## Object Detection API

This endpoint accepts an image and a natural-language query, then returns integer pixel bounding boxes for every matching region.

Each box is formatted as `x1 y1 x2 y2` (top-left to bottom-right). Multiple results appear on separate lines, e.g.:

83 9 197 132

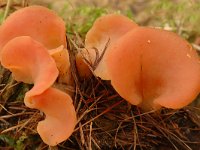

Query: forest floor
0 0 200 149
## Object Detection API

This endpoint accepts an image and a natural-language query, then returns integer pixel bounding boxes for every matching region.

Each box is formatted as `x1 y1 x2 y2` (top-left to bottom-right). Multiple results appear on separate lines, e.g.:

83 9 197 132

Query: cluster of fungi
0 6 199 146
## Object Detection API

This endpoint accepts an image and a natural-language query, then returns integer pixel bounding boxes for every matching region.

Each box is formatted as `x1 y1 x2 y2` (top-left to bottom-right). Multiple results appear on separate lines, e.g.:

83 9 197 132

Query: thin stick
3 0 12 22
89 122 93 150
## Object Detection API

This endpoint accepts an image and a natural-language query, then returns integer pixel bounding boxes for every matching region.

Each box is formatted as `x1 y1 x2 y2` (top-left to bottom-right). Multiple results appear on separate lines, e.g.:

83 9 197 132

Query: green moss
0 134 27 150
0 10 4 24
67 5 107 35
15 134 27 150
149 0 200 41
0 134 16 147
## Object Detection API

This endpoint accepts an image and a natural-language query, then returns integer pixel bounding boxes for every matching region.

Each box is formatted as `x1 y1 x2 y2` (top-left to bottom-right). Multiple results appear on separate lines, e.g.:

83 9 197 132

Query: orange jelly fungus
0 36 77 146
0 5 66 49
31 87 76 146
81 14 200 111
0 5 70 83
105 27 200 111
76 14 138 79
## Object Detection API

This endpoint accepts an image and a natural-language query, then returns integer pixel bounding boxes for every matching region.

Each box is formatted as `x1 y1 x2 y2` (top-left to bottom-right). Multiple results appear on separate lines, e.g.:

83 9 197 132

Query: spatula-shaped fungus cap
0 5 71 84
0 5 66 50
31 87 77 146
77 14 138 79
0 36 58 97
0 36 77 145
105 27 200 111
49 46 72 84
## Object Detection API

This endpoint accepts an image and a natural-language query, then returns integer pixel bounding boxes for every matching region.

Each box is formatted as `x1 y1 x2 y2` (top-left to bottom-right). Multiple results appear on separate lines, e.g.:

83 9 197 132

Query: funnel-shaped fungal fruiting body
105 27 200 111
0 36 58 97
0 5 66 50
76 14 138 79
0 36 77 145
31 87 77 146
0 5 71 84
49 46 72 84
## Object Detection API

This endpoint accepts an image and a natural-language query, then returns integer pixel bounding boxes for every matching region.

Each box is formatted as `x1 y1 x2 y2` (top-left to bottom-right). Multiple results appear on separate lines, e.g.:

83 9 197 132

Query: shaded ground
0 0 200 149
